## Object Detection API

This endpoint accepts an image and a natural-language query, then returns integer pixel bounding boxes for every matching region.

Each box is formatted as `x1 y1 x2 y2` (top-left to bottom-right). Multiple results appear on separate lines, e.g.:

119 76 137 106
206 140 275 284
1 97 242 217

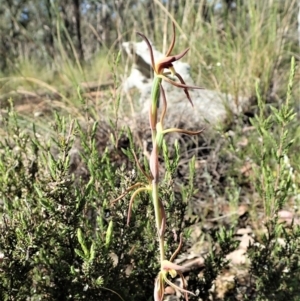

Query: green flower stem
150 76 165 265
152 178 165 263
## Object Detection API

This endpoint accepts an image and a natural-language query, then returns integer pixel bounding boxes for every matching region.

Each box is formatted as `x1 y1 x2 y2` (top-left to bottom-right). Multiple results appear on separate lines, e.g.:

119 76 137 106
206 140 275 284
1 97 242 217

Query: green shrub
0 19 299 301
0 104 230 300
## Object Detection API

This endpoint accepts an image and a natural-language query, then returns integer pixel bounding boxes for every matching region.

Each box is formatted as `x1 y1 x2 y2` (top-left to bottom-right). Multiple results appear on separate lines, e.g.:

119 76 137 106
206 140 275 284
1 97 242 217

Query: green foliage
250 59 296 218
1 59 299 300
247 220 300 301
242 57 300 300
0 102 211 300
0 105 153 300
0 100 240 300
0 1 299 298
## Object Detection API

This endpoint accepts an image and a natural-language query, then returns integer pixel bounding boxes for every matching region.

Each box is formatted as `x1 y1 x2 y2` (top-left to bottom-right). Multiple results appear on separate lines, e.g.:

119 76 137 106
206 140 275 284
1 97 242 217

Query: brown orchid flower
136 23 203 106
154 234 196 301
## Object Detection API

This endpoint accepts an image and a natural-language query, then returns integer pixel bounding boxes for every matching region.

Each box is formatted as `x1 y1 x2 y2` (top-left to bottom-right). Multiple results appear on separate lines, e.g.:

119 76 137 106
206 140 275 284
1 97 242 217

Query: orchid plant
114 23 203 301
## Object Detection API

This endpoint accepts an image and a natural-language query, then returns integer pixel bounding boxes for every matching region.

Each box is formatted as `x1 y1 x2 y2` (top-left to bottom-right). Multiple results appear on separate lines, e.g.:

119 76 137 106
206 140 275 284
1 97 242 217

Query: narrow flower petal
165 22 176 57
175 72 198 106
136 31 156 73
170 232 183 262
132 148 153 181
172 48 190 62
159 73 203 106
163 274 196 297
127 187 150 225
177 271 191 301
163 128 205 136
155 48 190 74
159 85 167 124
161 260 186 272
111 182 144 204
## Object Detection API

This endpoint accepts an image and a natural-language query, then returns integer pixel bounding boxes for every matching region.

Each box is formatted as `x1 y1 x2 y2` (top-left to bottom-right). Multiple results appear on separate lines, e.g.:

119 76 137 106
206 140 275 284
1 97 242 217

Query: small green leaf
89 242 95 262
77 228 89 258
105 220 113 249
95 276 104 286
70 265 77 275
74 248 86 259
38 195 54 212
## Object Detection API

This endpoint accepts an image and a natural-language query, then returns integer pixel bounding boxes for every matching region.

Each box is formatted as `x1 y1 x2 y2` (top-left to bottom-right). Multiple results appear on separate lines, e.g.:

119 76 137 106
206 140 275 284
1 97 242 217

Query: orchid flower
154 234 196 301
137 23 204 153
136 22 203 107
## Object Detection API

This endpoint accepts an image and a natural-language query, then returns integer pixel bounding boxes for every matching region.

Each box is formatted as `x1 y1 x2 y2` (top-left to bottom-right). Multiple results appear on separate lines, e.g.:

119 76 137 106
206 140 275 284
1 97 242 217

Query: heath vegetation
0 1 299 300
